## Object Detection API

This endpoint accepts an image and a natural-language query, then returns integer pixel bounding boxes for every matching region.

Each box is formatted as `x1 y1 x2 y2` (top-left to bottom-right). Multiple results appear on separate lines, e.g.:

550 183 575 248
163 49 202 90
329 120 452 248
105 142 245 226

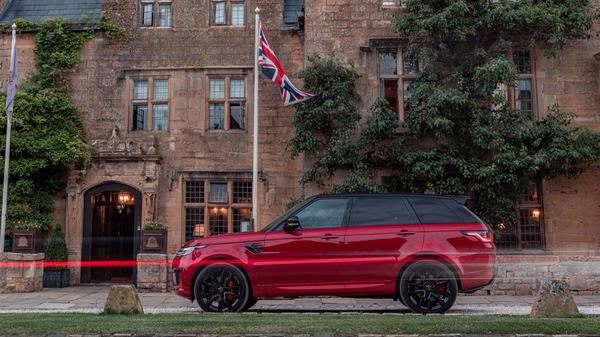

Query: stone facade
0 0 598 289
471 256 600 296
136 253 168 292
1 253 44 293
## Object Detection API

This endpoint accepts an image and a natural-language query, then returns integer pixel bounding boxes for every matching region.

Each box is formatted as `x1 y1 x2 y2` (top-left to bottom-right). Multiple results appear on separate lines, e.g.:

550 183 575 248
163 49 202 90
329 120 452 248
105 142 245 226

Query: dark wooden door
82 183 142 284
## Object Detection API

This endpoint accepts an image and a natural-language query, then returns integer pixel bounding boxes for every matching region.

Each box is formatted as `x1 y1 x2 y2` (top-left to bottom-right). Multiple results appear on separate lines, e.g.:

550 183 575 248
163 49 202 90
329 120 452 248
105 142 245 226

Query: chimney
0 0 10 15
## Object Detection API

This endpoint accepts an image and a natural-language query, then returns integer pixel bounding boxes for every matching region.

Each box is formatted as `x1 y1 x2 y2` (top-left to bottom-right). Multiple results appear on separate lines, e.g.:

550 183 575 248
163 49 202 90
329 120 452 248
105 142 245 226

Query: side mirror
284 216 301 231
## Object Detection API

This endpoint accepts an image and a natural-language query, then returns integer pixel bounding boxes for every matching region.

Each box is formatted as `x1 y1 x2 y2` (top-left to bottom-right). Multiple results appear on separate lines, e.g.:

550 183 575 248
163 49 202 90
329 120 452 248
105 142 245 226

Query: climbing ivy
291 1 600 230
0 19 96 233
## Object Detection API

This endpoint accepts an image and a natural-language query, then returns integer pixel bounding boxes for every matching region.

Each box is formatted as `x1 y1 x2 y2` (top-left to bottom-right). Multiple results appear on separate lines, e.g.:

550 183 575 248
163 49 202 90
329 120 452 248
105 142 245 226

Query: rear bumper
462 262 497 293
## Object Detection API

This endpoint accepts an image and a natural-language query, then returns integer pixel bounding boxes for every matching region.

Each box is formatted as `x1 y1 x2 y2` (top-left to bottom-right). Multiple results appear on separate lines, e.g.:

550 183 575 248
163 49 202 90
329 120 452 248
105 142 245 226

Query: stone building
0 0 598 294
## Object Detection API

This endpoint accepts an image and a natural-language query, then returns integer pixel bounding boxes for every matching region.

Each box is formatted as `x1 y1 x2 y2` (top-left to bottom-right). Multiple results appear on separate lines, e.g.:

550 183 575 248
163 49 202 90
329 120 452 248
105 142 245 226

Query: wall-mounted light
531 209 541 219
193 224 206 237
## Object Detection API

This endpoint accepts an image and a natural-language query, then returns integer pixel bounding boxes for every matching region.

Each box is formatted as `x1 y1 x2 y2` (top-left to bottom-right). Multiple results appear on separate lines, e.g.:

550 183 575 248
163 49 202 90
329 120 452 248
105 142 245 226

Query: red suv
172 194 496 314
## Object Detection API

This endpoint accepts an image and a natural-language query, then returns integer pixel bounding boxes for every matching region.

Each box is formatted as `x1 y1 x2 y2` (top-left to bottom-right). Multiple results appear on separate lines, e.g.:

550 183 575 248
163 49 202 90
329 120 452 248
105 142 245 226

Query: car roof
314 193 469 204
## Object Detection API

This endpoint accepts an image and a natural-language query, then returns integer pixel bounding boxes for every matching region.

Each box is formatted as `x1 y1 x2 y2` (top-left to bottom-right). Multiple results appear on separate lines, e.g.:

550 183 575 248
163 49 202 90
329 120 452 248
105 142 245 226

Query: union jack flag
258 24 314 106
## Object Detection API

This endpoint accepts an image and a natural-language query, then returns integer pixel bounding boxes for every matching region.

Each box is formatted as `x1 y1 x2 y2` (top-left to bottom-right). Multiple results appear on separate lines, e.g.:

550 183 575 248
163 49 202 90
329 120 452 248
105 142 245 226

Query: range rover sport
172 194 496 314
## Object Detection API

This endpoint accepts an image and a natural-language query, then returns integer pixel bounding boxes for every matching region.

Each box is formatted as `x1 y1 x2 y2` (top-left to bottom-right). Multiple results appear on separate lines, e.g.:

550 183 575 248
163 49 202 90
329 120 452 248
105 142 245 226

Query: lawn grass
0 313 598 335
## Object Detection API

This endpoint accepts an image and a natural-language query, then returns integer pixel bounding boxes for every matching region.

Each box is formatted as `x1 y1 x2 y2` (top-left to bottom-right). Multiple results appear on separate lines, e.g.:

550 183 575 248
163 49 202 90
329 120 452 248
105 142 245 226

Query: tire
194 264 250 312
243 298 258 311
399 261 458 314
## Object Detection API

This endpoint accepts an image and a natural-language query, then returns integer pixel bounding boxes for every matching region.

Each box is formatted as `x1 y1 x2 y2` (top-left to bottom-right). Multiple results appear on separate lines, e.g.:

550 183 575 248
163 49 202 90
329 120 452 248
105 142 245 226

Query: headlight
176 245 207 256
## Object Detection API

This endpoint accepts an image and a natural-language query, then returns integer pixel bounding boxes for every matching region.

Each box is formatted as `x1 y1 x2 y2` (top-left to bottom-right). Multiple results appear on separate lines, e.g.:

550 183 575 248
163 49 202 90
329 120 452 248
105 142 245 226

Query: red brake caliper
225 279 236 302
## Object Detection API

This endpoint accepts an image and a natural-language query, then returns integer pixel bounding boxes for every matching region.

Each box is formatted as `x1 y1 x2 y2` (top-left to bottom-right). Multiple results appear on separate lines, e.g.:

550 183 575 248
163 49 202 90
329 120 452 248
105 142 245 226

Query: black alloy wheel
243 298 258 311
194 264 249 312
399 261 458 314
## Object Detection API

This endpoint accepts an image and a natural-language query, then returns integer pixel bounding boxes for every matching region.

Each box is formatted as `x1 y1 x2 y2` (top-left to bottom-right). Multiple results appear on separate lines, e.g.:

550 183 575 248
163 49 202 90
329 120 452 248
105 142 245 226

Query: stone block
136 253 168 293
531 280 579 318
3 252 44 293
515 283 533 296
104 285 144 314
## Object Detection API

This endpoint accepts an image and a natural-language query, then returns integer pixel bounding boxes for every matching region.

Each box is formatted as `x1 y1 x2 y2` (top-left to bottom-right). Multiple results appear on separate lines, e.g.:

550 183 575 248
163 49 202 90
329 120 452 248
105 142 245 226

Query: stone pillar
65 182 82 284
0 253 7 293
4 253 44 293
136 253 168 292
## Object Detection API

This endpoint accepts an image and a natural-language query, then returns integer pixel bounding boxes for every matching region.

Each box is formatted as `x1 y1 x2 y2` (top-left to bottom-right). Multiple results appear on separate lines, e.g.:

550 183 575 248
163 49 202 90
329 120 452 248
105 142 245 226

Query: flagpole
1 23 17 253
252 8 260 231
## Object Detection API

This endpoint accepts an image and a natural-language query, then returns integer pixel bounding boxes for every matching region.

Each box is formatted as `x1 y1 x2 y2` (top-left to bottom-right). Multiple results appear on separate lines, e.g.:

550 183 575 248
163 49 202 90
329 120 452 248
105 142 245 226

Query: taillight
462 230 493 243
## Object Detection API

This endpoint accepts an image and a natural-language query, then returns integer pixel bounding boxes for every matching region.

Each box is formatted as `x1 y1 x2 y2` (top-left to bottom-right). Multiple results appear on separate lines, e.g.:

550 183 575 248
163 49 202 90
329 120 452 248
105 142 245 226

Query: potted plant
43 224 70 288
141 222 168 254
12 220 44 254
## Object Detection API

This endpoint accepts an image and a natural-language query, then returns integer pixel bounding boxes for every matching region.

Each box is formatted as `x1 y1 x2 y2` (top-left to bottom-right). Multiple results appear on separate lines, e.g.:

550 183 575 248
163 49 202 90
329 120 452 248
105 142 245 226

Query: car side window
441 199 484 224
407 197 463 224
293 198 349 230
349 197 418 227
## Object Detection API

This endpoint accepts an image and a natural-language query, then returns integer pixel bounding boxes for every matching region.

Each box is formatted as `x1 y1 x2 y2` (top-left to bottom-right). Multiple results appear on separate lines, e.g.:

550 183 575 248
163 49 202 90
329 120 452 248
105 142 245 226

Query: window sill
130 130 170 133
206 129 247 133
281 23 301 32
139 26 173 29
209 25 246 29
381 4 406 10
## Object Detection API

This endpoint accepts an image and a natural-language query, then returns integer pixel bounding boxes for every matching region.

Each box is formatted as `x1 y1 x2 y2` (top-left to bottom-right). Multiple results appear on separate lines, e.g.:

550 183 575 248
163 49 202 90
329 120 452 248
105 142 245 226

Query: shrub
143 222 167 231
45 224 68 263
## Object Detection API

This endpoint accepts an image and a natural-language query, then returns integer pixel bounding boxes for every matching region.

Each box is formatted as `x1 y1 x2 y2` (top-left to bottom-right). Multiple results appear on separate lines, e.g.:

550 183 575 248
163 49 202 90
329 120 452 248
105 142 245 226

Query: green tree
0 20 91 232
291 1 600 230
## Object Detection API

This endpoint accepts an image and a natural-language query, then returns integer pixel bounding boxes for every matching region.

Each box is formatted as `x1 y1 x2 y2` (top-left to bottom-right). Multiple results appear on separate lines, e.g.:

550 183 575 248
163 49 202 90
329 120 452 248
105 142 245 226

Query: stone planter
3 252 44 293
140 230 167 254
12 230 43 254
43 269 70 288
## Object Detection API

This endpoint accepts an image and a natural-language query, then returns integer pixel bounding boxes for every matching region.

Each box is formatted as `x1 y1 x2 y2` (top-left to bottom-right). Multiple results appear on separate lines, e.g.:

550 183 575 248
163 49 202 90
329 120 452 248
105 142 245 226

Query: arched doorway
81 182 142 284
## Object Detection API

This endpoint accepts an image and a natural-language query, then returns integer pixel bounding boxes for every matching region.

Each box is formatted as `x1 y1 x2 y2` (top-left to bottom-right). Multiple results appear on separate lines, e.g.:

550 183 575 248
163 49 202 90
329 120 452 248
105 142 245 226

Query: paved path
0 286 599 315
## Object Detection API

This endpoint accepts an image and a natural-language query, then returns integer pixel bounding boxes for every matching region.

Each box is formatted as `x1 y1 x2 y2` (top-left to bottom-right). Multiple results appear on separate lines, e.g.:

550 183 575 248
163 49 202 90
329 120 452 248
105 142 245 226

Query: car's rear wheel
243 298 258 311
399 261 457 314
194 264 249 312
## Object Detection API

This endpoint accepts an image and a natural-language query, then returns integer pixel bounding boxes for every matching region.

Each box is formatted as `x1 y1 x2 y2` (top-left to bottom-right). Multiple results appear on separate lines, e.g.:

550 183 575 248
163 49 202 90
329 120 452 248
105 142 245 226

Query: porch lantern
531 209 541 219
116 192 135 213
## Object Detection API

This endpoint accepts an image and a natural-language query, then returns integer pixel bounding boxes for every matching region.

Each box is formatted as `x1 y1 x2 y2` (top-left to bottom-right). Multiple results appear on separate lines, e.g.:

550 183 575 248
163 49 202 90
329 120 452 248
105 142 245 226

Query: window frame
129 76 170 132
210 0 246 27
183 179 253 239
495 182 546 253
510 49 537 120
377 49 417 121
139 0 173 28
206 75 247 131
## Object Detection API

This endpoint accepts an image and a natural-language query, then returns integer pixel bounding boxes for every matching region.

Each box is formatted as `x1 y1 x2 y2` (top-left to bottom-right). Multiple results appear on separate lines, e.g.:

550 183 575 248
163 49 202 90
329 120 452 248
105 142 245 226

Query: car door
344 196 424 296
255 197 350 297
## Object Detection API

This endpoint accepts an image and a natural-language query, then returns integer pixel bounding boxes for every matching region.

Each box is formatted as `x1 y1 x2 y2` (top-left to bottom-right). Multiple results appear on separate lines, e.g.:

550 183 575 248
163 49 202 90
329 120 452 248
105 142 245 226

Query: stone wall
472 255 600 296
136 253 168 292
0 253 6 293
2 253 44 293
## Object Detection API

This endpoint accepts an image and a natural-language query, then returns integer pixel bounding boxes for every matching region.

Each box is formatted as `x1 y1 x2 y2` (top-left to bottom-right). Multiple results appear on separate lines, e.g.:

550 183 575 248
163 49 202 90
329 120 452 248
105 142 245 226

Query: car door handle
320 234 339 240
397 230 416 236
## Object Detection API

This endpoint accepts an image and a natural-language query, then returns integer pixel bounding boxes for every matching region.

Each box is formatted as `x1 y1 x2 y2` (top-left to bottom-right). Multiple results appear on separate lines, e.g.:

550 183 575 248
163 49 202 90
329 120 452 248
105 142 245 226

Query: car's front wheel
194 264 250 312
399 261 458 314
